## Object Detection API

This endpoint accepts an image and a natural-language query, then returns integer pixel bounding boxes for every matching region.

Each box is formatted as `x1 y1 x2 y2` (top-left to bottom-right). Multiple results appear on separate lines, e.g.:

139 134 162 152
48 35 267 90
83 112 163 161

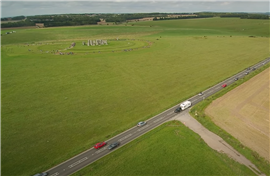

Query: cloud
1 1 269 17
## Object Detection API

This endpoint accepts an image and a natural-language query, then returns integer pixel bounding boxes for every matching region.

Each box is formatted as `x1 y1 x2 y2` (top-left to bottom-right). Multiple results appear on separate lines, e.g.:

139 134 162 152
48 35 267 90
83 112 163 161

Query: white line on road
167 111 173 116
208 90 214 94
50 172 59 176
154 117 164 123
137 125 149 131
119 133 133 141
95 147 107 154
68 157 88 168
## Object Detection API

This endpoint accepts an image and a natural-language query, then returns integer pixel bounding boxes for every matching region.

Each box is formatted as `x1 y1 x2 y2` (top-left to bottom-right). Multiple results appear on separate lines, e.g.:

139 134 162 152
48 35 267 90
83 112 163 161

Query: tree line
1 12 269 28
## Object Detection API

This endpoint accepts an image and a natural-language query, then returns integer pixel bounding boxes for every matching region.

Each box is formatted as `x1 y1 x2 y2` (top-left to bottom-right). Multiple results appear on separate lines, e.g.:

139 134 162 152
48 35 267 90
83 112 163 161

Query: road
46 58 270 176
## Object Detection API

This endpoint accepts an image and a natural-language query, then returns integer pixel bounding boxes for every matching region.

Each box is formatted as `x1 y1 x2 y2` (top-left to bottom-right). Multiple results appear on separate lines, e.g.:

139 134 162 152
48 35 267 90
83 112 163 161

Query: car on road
137 121 147 127
245 72 249 75
94 142 107 149
198 92 203 96
222 84 227 88
174 107 181 113
234 77 238 81
252 68 256 71
33 173 48 176
108 141 120 150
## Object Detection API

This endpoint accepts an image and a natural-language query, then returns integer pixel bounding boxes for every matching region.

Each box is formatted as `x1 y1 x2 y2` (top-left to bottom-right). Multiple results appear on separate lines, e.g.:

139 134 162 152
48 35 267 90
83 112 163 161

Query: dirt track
172 111 265 176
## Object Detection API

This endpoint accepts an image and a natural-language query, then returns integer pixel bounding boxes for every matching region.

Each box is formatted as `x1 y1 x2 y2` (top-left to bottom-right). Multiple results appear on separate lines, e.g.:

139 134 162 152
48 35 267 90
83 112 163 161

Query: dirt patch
205 68 269 161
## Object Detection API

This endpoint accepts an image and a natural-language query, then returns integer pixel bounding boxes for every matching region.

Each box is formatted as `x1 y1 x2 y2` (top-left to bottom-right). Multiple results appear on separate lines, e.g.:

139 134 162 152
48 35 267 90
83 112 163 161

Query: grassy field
1 18 269 175
205 67 269 161
72 120 256 176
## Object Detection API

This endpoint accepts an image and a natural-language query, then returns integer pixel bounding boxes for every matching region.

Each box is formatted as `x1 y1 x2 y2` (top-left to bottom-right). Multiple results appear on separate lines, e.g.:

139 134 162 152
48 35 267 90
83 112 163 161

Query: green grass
130 17 270 37
189 63 270 176
72 120 256 176
1 17 269 176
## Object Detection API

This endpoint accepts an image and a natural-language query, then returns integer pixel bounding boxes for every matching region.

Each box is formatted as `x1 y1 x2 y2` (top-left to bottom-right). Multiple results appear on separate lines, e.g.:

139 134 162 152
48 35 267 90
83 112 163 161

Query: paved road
46 58 270 176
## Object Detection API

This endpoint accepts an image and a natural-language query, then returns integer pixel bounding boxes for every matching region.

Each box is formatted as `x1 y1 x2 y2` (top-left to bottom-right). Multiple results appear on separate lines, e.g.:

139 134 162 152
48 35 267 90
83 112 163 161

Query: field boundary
189 62 270 175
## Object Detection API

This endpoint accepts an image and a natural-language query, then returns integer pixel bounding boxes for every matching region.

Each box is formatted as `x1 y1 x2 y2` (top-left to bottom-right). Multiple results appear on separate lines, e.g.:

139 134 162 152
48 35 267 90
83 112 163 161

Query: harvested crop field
205 68 269 161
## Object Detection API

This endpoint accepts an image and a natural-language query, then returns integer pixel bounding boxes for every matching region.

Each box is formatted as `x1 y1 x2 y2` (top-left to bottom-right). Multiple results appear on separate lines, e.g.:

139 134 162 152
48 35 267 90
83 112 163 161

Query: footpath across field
205 68 269 161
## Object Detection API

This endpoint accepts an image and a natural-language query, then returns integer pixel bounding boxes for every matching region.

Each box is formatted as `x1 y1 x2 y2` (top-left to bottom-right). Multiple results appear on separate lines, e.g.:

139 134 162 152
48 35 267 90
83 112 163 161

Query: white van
180 101 192 110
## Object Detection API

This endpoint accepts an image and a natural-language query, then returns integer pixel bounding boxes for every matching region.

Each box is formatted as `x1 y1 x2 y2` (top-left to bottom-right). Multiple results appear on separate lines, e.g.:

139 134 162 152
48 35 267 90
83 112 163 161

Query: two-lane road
46 57 270 176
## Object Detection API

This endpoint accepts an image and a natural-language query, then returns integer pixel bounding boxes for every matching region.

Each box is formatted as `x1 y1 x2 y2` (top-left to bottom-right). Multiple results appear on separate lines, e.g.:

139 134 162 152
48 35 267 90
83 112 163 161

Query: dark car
252 68 256 71
94 142 107 149
174 107 181 113
33 173 48 176
108 142 120 150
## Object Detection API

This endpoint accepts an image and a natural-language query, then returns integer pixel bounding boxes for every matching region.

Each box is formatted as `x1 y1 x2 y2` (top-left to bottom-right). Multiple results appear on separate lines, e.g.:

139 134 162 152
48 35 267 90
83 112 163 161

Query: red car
94 142 107 149
222 84 227 88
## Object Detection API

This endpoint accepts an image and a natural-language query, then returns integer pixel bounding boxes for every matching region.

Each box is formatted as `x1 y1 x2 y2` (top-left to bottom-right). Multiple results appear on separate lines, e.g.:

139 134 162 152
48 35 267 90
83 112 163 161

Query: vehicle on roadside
234 77 238 81
94 142 107 149
252 68 256 71
198 92 203 96
33 173 48 176
245 72 249 75
137 121 147 127
174 100 192 113
108 142 120 150
222 84 227 88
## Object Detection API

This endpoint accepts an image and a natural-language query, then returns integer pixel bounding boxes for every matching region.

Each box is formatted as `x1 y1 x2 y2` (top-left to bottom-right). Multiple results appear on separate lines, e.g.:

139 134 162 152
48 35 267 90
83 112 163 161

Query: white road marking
167 111 173 116
50 172 59 176
68 157 88 168
137 124 149 131
119 133 133 141
208 90 214 94
154 117 164 123
95 147 107 154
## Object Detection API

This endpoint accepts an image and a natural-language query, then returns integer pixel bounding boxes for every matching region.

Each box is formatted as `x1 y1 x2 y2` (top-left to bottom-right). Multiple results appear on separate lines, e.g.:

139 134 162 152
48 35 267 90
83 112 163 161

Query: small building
35 23 44 28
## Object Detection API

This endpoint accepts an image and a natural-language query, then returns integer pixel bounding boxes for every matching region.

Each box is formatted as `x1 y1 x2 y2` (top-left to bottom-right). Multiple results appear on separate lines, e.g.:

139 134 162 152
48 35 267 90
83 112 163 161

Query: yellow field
205 68 269 161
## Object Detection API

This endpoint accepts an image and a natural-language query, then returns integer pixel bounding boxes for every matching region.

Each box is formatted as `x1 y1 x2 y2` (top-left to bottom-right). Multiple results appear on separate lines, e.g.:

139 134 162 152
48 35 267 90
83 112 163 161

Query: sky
1 0 269 18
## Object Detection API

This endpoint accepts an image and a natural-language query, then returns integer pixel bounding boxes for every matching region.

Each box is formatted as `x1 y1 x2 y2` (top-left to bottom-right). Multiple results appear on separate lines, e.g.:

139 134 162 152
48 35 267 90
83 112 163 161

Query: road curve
46 58 270 176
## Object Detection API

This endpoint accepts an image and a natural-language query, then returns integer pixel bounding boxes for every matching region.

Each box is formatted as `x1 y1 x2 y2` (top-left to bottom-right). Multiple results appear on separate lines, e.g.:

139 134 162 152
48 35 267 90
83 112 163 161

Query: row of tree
153 15 214 21
1 20 35 28
1 15 101 28
1 15 26 21
1 13 269 28
219 13 269 19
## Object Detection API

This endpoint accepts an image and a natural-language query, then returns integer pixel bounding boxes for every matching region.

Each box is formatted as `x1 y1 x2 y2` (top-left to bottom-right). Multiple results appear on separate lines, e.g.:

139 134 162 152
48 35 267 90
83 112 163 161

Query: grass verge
72 120 256 176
